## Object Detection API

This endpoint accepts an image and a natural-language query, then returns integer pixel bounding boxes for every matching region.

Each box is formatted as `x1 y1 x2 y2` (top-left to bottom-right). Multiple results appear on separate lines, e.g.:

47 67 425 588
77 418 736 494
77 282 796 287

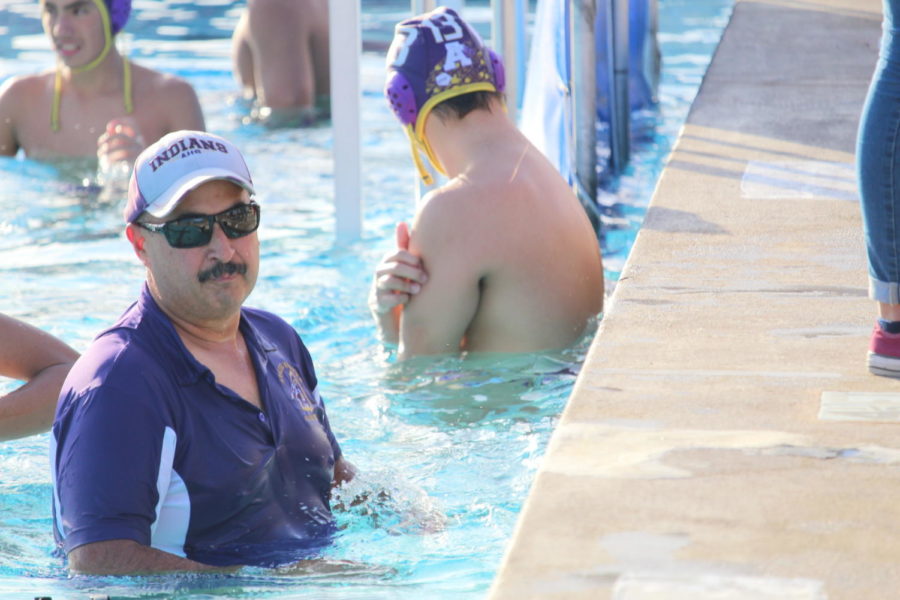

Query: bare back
231 0 330 117
401 128 604 355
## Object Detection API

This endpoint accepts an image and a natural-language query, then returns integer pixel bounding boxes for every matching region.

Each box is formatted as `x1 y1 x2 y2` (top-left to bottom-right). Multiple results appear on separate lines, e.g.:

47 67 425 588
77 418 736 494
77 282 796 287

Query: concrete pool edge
488 1 898 599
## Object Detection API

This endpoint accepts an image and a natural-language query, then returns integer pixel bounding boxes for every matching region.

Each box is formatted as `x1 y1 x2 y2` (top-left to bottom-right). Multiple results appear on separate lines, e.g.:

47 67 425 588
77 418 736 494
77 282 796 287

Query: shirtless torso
399 103 604 356
231 0 330 126
0 58 204 161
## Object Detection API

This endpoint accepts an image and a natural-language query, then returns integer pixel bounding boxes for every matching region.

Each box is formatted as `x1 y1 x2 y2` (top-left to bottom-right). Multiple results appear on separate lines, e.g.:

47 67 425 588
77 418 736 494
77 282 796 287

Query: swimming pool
0 0 732 598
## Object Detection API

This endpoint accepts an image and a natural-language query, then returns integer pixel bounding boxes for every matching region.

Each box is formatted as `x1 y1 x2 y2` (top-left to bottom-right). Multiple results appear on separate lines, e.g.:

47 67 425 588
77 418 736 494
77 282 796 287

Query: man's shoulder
0 71 52 102
72 299 176 380
75 318 156 377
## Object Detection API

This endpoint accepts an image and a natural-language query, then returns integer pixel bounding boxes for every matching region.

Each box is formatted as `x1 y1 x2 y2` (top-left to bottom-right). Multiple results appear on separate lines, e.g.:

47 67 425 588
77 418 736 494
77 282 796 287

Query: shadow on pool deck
489 1 899 598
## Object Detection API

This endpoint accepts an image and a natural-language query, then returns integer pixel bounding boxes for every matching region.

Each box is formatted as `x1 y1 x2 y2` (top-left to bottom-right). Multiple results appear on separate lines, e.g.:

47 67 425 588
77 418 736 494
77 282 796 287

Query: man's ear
125 224 149 265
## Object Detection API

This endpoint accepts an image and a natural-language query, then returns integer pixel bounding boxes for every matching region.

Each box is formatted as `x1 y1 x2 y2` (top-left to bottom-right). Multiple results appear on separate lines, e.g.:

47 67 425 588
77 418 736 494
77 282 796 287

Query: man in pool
0 0 204 170
51 130 355 574
231 0 330 127
369 7 604 358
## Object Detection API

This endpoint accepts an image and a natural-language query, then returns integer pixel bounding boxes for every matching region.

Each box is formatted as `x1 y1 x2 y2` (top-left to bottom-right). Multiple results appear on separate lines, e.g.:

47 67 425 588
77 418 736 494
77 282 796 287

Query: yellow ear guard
49 0 132 132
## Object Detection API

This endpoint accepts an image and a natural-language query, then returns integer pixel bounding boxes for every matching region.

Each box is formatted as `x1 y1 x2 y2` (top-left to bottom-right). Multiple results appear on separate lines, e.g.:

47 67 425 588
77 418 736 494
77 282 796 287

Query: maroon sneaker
868 323 900 378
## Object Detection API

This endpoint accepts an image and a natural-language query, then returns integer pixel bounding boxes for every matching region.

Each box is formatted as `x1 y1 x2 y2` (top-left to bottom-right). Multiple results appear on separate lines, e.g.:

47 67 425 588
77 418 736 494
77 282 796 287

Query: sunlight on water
0 0 732 597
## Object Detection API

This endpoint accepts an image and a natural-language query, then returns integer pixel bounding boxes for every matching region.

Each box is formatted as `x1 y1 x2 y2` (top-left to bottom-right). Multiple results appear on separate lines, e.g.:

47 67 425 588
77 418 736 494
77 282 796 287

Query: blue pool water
0 0 732 598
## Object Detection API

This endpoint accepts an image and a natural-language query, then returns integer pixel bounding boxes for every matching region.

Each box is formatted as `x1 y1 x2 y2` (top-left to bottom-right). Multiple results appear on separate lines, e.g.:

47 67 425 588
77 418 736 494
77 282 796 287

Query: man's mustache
198 261 247 283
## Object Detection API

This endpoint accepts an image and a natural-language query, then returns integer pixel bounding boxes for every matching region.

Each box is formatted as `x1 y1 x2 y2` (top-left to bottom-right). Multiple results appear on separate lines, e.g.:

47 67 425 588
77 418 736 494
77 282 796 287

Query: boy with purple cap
51 130 355 574
0 0 204 173
370 7 604 357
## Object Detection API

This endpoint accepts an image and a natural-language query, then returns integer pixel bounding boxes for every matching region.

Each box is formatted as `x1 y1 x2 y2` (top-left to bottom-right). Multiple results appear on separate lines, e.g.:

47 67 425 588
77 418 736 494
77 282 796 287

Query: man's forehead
173 181 251 215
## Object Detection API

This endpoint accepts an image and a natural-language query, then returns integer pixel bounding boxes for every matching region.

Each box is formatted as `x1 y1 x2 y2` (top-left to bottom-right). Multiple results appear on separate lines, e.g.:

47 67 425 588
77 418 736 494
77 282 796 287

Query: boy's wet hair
431 90 505 122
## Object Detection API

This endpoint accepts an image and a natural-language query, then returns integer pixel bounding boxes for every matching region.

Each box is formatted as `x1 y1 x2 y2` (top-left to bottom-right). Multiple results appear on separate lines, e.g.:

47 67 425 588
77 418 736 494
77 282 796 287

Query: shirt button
258 412 267 422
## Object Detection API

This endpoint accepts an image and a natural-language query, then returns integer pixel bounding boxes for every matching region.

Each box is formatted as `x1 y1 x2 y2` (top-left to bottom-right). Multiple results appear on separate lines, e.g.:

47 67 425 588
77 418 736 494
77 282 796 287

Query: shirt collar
135 283 279 386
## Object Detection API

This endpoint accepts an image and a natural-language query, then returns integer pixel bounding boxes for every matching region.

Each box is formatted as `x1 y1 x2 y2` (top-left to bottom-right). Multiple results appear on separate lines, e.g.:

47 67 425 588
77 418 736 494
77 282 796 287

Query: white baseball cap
125 130 255 223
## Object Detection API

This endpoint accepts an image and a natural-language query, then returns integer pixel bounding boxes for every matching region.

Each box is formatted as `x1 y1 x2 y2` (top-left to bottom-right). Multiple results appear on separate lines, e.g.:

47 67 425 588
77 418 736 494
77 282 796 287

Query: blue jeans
858 0 900 303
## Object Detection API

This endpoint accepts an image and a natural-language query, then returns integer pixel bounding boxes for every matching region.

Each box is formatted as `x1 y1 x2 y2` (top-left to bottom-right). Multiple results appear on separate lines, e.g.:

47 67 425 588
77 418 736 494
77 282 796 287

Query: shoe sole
868 351 900 378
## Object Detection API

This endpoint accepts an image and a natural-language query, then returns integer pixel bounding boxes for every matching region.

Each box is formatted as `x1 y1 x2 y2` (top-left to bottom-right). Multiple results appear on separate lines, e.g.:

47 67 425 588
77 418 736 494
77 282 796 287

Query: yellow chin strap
408 81 498 186
50 0 132 132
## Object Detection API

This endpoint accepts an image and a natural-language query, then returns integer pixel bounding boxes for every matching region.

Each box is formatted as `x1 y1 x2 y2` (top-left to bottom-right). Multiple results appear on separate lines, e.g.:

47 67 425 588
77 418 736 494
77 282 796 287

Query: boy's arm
369 223 427 345
398 192 482 358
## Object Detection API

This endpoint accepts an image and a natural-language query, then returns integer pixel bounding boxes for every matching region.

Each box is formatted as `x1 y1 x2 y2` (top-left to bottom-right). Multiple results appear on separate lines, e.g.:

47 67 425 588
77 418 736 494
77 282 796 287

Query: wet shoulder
412 181 498 250
131 63 195 100
0 71 52 106
64 321 160 400
130 62 204 132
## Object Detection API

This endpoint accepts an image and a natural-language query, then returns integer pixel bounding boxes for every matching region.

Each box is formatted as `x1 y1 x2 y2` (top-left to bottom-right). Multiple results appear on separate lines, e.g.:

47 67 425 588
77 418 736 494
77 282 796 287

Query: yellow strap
123 56 133 114
51 67 61 132
407 126 434 186
51 55 132 132
73 0 112 74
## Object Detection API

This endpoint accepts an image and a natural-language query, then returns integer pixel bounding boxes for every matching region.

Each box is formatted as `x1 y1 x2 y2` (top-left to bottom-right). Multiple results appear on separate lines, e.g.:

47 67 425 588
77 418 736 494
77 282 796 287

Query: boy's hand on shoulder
369 222 428 316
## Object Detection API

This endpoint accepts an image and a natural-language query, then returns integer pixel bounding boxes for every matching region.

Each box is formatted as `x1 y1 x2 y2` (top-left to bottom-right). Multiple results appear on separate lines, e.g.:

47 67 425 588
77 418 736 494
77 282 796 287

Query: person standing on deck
369 7 604 358
0 0 204 172
857 0 900 377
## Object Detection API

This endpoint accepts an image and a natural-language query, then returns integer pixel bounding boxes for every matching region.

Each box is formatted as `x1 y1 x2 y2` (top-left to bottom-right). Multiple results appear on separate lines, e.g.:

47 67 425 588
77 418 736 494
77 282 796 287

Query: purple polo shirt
51 283 343 567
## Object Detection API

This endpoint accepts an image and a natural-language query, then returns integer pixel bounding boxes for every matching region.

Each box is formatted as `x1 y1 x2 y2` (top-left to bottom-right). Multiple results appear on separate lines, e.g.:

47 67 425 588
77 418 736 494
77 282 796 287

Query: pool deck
488 1 896 599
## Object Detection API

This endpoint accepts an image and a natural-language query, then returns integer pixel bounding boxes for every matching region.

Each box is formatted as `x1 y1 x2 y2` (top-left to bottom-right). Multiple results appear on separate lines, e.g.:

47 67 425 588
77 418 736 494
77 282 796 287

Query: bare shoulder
131 63 198 102
129 62 205 132
412 180 493 248
0 72 53 155
0 71 51 105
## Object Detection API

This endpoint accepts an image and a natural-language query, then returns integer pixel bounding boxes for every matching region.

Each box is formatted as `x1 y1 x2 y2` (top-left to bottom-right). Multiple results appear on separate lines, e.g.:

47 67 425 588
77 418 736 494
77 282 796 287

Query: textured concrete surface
489 1 899 598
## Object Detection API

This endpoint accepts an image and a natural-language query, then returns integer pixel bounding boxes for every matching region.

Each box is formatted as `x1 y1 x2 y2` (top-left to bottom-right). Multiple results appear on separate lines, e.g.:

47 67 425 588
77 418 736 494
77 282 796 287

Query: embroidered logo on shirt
277 363 317 420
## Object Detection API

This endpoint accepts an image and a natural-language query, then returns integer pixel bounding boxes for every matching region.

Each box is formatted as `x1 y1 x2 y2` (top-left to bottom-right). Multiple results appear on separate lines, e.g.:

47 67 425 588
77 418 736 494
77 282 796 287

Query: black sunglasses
137 201 261 249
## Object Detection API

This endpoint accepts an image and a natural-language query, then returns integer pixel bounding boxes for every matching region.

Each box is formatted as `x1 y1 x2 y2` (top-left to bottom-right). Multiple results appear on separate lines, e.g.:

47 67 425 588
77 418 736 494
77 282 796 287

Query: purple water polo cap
125 130 255 224
384 6 506 184
104 0 131 35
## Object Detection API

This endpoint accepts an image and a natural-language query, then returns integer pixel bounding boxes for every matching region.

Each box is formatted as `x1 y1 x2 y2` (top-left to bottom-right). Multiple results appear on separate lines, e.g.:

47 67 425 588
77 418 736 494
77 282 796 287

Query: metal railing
329 0 362 244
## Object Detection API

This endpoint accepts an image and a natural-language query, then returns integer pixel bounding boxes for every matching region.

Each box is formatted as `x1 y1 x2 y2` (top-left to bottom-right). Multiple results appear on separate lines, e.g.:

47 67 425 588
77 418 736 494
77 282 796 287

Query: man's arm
69 539 237 575
398 191 482 358
0 314 79 440
333 455 356 488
